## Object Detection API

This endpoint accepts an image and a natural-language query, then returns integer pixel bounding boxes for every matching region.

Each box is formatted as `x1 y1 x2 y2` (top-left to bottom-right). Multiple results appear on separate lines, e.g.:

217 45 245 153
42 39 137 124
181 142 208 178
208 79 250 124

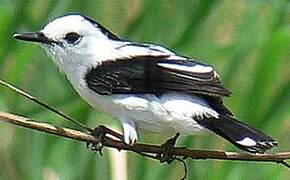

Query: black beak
13 32 56 44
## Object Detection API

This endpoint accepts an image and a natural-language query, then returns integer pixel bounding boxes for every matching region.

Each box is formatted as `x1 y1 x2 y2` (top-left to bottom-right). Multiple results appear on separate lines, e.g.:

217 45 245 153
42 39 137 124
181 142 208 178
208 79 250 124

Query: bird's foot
122 122 138 146
156 133 180 164
87 125 123 155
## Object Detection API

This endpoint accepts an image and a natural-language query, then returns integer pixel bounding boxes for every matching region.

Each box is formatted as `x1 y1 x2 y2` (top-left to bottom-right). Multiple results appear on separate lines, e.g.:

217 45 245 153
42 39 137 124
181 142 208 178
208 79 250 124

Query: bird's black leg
87 125 123 155
156 133 180 164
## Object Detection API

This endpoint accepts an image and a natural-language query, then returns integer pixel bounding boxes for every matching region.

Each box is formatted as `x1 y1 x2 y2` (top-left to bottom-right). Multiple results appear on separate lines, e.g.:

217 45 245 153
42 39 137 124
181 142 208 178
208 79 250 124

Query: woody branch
0 110 289 168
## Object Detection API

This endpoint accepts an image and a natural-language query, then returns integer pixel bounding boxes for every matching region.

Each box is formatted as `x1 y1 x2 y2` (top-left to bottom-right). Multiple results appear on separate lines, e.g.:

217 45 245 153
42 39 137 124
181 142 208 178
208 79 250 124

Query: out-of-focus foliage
0 1 289 179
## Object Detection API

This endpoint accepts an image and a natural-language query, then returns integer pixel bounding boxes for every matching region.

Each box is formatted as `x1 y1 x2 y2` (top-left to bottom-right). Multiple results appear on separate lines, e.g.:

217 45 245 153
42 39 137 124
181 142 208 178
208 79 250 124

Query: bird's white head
13 13 121 73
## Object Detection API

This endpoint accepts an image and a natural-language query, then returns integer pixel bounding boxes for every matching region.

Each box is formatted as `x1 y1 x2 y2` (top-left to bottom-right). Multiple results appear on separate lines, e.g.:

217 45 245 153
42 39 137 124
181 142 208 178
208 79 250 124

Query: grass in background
0 0 289 179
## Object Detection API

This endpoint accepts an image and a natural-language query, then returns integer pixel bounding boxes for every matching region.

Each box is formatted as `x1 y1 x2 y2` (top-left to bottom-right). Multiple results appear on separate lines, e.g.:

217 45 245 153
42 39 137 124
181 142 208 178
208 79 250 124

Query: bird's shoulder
110 41 181 60
110 41 222 81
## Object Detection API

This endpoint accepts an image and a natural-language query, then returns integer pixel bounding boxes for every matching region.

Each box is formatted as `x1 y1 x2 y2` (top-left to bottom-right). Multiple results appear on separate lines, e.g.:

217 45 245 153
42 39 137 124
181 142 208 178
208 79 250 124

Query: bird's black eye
64 32 81 44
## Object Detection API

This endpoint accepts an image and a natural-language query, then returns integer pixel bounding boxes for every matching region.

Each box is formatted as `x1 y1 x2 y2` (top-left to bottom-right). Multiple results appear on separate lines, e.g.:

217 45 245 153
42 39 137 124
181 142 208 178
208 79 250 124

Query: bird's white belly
78 88 211 135
110 93 210 134
82 91 178 134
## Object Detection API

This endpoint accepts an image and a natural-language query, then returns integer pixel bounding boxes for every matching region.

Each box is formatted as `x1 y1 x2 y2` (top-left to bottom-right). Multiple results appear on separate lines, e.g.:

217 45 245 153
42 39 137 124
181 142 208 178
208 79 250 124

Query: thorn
278 160 290 168
176 158 188 180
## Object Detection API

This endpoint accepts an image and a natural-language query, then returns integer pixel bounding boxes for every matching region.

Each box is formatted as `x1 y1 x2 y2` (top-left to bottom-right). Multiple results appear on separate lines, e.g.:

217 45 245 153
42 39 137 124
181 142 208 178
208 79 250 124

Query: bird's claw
156 133 180 164
87 125 124 155
86 125 108 155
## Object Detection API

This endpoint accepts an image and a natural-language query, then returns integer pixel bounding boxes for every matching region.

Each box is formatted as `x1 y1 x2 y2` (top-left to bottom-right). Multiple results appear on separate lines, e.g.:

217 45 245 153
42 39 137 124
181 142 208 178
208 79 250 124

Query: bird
13 13 277 154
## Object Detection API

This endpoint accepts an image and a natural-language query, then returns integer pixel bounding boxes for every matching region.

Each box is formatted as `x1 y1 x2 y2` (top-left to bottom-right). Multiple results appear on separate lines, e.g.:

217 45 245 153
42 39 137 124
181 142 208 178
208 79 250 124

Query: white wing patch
158 63 213 73
236 137 257 147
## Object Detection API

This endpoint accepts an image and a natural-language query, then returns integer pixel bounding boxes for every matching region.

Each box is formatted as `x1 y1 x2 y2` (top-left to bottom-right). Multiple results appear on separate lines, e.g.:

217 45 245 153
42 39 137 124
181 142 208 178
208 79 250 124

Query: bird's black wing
85 55 231 98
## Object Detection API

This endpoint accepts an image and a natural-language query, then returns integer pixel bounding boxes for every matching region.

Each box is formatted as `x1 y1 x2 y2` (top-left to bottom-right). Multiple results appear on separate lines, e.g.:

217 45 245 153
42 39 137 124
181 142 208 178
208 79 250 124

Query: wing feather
85 55 231 97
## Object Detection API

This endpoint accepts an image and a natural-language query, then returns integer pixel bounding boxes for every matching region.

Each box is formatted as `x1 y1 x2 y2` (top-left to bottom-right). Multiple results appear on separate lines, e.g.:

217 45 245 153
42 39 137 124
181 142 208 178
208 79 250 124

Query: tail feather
195 115 277 153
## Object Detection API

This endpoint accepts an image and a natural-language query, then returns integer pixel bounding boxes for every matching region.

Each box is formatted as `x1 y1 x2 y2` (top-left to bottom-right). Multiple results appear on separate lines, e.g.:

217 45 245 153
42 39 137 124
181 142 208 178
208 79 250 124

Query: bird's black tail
195 115 277 153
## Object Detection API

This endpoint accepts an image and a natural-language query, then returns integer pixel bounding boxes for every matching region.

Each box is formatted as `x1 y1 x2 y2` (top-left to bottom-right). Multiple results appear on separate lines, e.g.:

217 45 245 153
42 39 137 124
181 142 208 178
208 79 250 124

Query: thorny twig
0 111 289 177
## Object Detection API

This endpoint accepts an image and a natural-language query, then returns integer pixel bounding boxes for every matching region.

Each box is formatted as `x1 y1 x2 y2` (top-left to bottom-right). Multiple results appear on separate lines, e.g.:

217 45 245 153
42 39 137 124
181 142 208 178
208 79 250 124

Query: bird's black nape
77 13 121 41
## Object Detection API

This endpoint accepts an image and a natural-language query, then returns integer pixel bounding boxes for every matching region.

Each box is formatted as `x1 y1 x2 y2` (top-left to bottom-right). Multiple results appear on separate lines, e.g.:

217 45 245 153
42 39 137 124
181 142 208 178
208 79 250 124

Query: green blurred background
0 0 289 179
